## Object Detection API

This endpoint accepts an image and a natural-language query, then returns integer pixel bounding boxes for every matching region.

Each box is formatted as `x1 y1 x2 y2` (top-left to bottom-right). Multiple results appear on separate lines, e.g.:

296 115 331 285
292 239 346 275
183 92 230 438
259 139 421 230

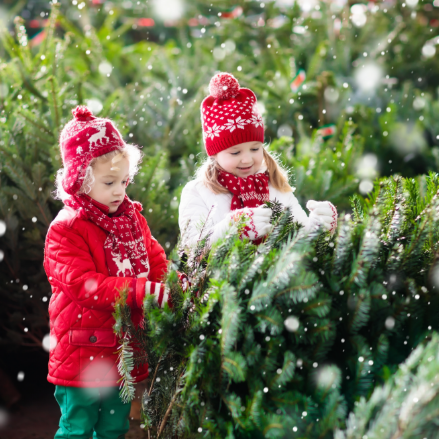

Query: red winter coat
44 205 167 387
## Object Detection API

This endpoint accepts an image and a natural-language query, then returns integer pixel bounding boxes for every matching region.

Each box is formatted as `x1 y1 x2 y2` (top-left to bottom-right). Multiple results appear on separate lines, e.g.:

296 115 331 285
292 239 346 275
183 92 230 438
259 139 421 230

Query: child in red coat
44 106 168 439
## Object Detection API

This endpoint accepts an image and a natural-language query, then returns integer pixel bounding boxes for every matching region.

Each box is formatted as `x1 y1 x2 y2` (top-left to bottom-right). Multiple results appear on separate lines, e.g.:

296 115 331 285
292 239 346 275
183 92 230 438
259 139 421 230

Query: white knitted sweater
179 177 309 246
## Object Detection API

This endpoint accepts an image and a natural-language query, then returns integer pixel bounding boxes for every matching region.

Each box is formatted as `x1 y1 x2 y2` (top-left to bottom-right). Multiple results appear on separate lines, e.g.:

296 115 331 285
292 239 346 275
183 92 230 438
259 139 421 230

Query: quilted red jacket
44 205 167 387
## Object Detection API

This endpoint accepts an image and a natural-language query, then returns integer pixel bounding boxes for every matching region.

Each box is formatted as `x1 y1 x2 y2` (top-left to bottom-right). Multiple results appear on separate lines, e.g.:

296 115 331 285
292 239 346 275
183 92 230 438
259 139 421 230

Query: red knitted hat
201 72 264 156
59 106 125 195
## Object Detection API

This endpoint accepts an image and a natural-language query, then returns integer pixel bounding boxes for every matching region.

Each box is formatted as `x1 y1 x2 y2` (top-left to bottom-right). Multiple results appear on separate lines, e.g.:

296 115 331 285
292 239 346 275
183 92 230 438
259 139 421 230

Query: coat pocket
69 328 117 347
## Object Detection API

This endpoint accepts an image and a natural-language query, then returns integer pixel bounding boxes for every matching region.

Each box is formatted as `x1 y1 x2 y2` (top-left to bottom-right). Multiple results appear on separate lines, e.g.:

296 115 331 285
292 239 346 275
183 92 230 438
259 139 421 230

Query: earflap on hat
61 154 91 196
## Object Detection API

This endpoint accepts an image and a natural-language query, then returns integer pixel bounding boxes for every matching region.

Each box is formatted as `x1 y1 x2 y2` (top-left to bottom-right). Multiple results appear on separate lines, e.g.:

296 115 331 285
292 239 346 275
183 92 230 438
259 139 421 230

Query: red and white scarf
64 194 150 278
217 169 270 211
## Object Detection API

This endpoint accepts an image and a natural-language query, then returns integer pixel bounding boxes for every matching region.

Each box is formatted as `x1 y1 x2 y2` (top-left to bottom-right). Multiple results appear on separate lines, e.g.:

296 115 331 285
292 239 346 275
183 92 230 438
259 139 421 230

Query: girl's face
88 155 130 213
215 141 264 178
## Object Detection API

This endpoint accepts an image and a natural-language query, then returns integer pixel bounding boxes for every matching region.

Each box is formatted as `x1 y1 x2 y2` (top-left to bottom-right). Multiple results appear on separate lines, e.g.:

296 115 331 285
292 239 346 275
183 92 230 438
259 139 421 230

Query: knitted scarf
217 169 270 211
64 194 150 278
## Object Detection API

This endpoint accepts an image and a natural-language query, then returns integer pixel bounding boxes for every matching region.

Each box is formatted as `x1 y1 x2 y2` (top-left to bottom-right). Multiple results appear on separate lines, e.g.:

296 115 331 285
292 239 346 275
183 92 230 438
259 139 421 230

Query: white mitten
209 214 238 243
306 200 338 234
210 206 272 242
229 205 273 241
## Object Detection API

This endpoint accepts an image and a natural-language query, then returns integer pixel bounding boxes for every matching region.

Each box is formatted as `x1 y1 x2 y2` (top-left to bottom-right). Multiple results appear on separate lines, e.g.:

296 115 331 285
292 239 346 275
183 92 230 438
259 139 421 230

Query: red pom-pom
209 72 240 100
72 105 94 121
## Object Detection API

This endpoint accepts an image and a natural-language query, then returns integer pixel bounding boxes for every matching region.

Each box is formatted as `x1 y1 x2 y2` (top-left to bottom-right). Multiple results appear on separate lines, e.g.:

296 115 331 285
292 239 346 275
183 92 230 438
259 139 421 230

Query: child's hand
230 205 273 241
145 281 170 308
210 205 272 243
306 200 338 234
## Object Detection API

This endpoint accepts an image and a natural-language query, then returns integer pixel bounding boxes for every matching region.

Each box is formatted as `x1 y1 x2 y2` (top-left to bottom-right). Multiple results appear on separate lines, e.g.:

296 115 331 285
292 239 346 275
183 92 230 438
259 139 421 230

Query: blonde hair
196 146 292 195
54 144 143 201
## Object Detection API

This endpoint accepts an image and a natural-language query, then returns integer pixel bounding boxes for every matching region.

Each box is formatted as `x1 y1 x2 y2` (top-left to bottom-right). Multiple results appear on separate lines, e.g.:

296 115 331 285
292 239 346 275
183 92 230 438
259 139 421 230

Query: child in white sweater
179 72 337 246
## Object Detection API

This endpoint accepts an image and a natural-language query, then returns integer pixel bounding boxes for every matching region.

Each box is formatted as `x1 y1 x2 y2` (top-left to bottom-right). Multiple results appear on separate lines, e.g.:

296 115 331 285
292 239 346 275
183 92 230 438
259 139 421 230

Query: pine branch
116 332 136 403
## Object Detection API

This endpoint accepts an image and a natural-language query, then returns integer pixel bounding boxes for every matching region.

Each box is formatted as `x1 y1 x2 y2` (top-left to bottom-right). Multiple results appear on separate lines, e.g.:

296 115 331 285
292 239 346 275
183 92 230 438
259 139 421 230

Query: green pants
54 386 131 439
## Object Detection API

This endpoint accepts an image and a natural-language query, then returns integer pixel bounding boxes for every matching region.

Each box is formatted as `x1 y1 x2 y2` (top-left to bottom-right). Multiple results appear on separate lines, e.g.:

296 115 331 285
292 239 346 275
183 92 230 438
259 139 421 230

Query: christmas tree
114 173 439 438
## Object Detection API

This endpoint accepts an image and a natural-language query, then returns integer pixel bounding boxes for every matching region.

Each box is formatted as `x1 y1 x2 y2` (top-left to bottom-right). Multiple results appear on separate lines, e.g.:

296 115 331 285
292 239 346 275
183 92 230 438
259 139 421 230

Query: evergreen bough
115 174 439 438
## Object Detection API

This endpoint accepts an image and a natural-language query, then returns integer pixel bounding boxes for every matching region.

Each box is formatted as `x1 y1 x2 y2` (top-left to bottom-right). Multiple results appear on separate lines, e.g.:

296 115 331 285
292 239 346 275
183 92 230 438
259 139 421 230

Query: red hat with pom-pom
59 106 125 195
201 72 264 156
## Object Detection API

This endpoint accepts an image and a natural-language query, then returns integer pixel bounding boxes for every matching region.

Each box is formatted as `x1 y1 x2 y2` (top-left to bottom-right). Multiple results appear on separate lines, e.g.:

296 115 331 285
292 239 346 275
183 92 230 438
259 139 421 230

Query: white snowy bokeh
355 63 383 93
153 0 184 21
359 179 374 195
330 0 348 12
350 4 367 27
356 153 378 180
212 47 226 61
406 0 419 7
98 61 112 76
42 333 58 352
385 316 395 330
324 87 339 103
213 41 232 59
275 0 294 7
17 371 25 382
277 124 293 138
296 0 318 12
314 365 342 390
293 25 307 35
85 99 103 115
413 97 426 111
82 359 119 397
85 277 98 294
422 44 436 58
356 154 378 195
389 123 427 156
0 220 6 237
0 250 4 262
284 316 300 332
0 408 9 428
223 40 236 54
0 83 8 99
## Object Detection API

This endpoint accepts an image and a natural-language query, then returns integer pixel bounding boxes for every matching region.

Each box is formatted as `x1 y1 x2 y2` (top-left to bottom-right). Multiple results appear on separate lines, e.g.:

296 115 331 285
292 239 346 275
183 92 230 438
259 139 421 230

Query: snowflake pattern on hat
247 112 263 128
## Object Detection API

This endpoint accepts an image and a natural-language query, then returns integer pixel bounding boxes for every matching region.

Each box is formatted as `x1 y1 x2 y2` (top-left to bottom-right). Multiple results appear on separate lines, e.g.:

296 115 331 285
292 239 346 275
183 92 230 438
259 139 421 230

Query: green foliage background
1 0 439 435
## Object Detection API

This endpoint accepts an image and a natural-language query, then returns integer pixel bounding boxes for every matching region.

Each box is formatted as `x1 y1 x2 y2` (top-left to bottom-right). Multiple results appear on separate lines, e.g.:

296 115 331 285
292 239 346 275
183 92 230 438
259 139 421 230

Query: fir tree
114 174 439 438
